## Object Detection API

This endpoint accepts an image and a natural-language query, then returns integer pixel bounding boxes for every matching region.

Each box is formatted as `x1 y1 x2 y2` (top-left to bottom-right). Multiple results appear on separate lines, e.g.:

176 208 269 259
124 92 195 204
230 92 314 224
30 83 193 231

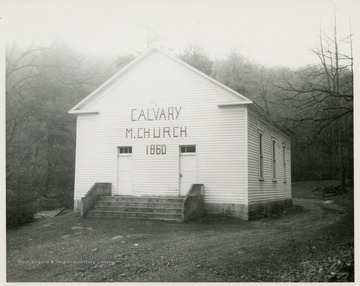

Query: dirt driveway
6 196 353 282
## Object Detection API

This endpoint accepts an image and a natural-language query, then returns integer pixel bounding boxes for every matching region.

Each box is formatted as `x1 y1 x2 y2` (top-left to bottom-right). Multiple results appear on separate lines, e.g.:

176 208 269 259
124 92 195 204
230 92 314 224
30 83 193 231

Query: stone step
98 195 184 204
88 195 186 222
94 201 183 208
86 210 182 221
86 215 182 223
92 206 183 214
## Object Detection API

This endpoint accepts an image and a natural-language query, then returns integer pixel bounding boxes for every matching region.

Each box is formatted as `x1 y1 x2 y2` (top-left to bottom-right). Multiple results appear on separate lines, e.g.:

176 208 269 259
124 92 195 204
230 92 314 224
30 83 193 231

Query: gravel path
7 196 352 282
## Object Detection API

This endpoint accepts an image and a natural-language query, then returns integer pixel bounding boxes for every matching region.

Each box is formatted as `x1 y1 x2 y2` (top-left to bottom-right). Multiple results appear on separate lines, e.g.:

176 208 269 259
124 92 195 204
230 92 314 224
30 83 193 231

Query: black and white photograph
3 0 357 283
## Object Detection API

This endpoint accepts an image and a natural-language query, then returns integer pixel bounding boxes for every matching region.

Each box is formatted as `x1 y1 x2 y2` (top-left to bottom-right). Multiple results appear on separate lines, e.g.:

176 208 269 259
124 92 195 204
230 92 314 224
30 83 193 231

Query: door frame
117 146 133 196
178 145 197 196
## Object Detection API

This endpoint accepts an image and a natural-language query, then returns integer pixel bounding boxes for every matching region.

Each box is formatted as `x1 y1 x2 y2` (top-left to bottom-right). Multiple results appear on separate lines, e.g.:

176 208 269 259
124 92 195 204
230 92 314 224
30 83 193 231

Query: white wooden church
69 46 292 221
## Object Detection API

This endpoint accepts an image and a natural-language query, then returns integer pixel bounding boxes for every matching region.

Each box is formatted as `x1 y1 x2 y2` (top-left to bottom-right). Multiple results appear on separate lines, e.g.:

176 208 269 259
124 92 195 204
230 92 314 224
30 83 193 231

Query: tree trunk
338 127 345 191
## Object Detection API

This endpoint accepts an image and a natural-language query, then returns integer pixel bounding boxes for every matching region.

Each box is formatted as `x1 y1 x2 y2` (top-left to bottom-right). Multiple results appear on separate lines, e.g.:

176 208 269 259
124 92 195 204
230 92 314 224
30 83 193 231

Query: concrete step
86 215 182 222
93 206 183 214
86 210 183 221
94 201 183 208
98 195 184 204
88 195 185 222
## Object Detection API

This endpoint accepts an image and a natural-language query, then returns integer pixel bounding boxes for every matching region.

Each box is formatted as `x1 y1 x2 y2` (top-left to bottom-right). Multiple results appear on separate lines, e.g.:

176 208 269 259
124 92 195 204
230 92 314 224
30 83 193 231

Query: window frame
118 146 132 156
259 131 264 181
283 143 287 183
180 145 196 154
272 138 277 181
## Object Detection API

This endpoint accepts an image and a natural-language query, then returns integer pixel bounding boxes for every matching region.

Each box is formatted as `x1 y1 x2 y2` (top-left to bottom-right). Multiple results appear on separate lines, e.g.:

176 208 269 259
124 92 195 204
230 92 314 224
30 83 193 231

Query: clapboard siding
247 109 292 203
75 50 247 204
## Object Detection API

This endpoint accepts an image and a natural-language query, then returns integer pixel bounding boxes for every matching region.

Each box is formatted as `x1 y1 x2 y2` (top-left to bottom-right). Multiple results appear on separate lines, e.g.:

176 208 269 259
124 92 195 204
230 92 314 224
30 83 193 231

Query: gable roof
248 103 294 138
68 46 252 114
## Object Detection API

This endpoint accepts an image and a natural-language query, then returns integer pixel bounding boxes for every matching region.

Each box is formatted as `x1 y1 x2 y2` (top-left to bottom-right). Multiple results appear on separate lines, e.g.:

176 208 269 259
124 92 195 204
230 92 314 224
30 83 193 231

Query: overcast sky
4 0 360 68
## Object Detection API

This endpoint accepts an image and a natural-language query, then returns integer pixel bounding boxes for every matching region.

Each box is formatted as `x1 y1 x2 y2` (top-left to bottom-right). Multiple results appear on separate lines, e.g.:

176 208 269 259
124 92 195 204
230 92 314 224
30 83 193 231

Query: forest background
5 15 354 227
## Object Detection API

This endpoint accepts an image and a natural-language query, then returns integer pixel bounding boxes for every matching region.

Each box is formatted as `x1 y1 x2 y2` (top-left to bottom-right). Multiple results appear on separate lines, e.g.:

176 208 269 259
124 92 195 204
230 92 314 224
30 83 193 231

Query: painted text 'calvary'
131 107 182 122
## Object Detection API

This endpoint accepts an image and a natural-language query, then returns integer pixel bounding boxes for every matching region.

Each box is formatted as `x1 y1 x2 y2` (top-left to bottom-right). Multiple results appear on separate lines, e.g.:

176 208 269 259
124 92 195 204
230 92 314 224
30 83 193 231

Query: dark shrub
33 196 62 211
6 190 35 229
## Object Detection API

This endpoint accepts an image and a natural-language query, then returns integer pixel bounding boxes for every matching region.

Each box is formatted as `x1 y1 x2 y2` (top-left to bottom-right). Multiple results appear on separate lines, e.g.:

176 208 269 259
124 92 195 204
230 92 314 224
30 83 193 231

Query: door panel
180 154 196 196
117 155 132 195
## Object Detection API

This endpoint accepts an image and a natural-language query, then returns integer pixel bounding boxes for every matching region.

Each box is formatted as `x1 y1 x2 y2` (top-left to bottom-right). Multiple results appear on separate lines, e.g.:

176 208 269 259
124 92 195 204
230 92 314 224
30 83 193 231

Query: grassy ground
6 182 354 282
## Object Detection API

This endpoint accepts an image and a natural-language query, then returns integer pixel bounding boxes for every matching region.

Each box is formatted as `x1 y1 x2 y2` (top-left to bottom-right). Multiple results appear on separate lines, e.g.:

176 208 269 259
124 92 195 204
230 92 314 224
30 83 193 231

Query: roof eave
248 104 294 137
68 46 159 113
217 101 253 107
153 46 252 103
68 110 100 115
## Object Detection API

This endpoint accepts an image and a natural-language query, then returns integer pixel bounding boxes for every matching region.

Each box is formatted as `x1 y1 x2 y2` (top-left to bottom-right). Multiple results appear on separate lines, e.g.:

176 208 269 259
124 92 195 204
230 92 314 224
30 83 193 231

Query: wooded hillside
6 26 353 217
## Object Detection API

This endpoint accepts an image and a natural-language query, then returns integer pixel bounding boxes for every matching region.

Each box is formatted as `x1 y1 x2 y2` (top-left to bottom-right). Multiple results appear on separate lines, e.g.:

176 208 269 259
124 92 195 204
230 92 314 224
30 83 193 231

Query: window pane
273 141 276 160
272 140 276 179
119 146 132 154
283 145 286 182
187 145 196 153
259 133 264 179
283 146 286 164
181 145 196 153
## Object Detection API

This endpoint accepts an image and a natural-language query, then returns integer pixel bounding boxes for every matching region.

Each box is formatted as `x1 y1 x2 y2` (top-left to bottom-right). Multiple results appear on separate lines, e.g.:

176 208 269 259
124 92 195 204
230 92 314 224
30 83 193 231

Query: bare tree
276 15 353 189
214 50 249 94
6 43 105 202
178 44 214 76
